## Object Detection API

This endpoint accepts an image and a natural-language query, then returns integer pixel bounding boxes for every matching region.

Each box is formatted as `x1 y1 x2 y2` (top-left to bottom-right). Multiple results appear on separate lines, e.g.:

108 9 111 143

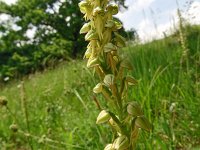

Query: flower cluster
79 0 151 149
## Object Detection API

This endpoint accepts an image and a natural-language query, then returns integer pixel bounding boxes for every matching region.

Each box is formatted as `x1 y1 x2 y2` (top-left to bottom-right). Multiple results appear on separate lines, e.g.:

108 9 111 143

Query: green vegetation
0 0 135 81
0 25 199 149
79 0 151 149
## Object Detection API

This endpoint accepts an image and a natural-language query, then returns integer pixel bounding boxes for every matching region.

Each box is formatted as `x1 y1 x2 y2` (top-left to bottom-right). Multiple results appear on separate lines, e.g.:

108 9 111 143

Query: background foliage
0 25 199 149
0 0 136 81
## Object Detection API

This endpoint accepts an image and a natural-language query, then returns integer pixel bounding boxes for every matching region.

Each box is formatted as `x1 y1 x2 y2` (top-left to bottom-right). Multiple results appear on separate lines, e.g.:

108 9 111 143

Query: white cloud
136 8 179 42
125 0 156 10
116 0 156 29
116 0 200 41
184 1 200 24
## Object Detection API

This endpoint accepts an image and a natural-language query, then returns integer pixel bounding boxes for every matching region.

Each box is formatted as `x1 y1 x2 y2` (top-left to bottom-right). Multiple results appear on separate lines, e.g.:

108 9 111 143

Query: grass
0 25 200 150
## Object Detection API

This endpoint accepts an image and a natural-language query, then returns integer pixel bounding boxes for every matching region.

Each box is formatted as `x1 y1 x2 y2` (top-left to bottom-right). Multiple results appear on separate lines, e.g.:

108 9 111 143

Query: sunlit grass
0 25 200 150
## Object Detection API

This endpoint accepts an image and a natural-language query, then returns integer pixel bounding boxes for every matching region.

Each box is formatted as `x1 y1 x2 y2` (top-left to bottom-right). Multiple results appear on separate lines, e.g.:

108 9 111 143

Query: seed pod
114 135 129 150
0 96 8 106
93 83 103 93
96 110 111 124
9 124 18 132
127 101 143 117
135 116 152 132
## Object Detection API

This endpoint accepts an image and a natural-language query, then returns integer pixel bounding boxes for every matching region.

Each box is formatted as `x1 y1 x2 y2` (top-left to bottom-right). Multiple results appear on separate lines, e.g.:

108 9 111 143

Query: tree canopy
0 0 128 80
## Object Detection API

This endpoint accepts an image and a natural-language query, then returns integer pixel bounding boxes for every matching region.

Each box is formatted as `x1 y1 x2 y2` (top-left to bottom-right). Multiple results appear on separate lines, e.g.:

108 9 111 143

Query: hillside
0 25 200 150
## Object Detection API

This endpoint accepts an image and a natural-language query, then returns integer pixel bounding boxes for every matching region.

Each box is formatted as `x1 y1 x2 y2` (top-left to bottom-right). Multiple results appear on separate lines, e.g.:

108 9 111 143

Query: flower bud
107 4 119 15
105 20 115 28
85 30 98 41
96 110 111 124
104 43 117 52
120 59 133 70
84 48 92 59
80 23 91 34
103 74 114 87
93 83 103 93
127 101 143 117
109 118 121 133
114 135 129 150
114 21 122 30
126 76 138 86
87 57 99 68
114 32 126 47
78 1 89 14
135 116 152 132
93 7 103 16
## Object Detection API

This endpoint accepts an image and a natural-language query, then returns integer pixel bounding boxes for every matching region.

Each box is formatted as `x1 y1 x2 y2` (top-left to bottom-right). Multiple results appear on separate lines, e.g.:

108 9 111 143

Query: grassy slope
0 25 200 150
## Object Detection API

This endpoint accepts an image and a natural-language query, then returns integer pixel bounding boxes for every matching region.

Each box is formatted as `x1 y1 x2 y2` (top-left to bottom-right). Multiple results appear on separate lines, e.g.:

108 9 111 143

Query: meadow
0 25 200 150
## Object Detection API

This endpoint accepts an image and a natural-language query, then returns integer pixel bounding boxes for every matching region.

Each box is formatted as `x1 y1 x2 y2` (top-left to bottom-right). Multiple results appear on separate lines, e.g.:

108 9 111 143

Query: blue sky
1 0 200 41
116 0 200 41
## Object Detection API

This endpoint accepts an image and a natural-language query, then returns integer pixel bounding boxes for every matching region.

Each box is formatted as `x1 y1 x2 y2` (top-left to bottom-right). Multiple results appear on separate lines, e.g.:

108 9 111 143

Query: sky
1 0 200 41
115 0 200 41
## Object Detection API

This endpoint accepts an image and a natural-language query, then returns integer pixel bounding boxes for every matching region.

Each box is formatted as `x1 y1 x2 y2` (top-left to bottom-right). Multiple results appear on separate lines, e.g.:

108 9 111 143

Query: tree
0 0 127 80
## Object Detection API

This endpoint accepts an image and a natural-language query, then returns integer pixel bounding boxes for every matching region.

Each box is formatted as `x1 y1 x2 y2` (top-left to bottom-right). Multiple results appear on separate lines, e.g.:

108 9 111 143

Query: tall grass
0 25 200 149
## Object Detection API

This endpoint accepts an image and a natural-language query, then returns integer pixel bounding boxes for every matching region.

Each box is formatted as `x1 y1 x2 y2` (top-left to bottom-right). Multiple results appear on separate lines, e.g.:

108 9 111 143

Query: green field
0 25 200 150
